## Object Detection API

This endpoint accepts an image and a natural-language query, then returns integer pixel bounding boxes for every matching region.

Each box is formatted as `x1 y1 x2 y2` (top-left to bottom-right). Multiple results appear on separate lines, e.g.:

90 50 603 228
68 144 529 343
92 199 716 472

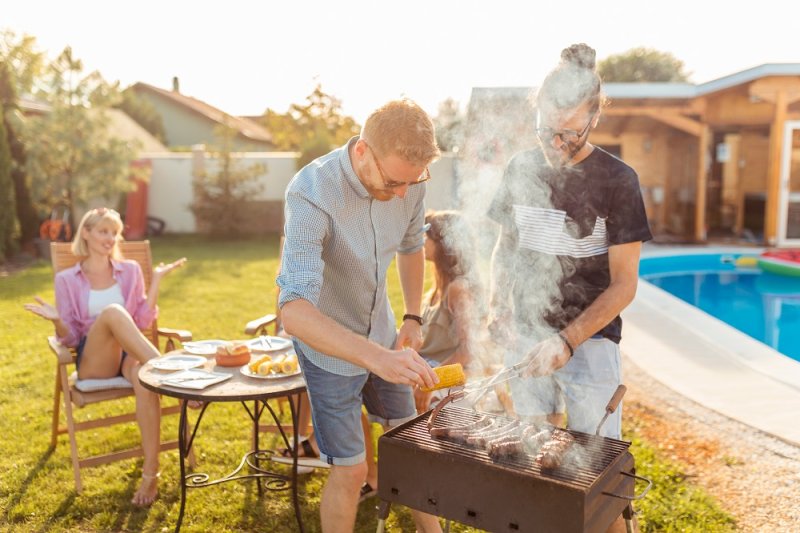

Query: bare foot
132 472 159 507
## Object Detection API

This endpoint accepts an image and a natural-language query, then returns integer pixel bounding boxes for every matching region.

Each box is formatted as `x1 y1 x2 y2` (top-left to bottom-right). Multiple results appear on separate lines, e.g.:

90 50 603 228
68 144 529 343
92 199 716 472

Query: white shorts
506 336 622 439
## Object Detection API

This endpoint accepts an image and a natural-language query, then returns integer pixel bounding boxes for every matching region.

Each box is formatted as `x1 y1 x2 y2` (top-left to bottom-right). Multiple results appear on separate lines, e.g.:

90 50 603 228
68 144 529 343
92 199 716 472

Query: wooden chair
48 240 193 492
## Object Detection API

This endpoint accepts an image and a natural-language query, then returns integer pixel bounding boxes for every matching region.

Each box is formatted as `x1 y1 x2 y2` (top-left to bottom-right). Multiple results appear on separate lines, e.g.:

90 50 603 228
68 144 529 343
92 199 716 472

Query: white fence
143 150 457 233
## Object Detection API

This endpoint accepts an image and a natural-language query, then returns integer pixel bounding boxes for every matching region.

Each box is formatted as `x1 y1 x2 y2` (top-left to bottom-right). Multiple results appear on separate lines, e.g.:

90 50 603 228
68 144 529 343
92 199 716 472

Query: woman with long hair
414 209 485 413
24 207 186 506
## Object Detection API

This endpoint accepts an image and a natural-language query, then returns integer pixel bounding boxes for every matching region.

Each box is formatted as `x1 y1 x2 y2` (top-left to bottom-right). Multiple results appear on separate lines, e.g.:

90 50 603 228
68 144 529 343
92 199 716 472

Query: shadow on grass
4 447 56 520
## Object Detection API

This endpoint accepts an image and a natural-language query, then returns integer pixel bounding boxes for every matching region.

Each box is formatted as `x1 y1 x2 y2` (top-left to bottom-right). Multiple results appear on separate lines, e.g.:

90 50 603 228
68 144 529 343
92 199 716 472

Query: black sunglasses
536 113 595 144
365 143 431 190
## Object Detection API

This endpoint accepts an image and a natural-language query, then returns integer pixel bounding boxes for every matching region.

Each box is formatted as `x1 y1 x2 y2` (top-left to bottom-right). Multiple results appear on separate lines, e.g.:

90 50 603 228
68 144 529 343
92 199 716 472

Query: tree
190 121 265 237
0 101 15 259
115 86 166 142
598 47 690 83
433 98 465 152
261 84 360 167
21 46 139 227
1 31 44 253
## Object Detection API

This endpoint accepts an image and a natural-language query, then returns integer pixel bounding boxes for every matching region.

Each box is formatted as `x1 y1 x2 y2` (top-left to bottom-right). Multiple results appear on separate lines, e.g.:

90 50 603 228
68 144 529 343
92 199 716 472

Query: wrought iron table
139 349 307 532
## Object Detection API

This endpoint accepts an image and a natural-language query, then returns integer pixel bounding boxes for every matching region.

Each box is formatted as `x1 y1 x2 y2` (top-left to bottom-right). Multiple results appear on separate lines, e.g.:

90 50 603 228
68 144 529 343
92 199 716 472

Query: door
777 121 800 246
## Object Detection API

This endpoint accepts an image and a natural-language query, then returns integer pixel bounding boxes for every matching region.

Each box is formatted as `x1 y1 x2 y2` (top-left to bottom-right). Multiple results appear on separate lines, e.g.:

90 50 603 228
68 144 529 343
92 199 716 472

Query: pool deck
622 245 800 447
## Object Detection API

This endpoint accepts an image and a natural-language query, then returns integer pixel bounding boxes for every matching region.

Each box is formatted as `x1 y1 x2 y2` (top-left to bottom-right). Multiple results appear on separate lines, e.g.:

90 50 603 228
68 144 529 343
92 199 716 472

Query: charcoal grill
377 405 649 533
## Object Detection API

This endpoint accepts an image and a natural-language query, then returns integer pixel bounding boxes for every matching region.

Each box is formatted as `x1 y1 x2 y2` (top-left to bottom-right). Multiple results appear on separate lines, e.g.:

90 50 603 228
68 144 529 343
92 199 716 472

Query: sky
5 0 800 124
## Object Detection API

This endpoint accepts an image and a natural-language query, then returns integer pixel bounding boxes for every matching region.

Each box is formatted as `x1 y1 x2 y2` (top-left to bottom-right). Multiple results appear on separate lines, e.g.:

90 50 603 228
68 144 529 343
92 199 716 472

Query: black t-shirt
487 146 652 343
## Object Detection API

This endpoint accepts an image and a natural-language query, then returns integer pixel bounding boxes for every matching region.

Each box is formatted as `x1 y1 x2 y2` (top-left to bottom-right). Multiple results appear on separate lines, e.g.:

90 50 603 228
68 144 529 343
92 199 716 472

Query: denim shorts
295 343 416 466
506 335 622 439
75 336 128 375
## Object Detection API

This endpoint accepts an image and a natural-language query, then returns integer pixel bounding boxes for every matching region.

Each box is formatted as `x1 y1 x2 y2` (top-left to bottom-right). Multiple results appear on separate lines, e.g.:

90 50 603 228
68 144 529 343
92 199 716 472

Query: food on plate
280 353 299 374
249 354 272 373
215 342 251 367
257 361 272 375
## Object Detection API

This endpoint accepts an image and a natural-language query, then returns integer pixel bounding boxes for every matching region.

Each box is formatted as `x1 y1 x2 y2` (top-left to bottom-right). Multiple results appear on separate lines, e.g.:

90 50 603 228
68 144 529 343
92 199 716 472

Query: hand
23 296 60 322
370 347 438 390
394 319 423 351
153 257 187 280
520 335 571 377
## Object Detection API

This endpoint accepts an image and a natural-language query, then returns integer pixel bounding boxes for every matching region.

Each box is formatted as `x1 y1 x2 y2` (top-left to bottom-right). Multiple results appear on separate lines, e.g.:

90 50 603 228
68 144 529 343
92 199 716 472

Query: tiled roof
132 82 272 144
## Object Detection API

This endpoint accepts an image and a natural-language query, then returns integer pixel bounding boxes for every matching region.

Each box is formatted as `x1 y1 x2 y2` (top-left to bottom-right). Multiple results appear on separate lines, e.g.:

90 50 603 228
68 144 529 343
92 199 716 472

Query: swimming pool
639 253 800 362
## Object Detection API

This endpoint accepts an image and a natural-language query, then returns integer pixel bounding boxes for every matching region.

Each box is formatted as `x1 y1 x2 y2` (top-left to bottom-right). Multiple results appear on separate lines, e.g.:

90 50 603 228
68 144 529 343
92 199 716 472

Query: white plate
150 354 208 371
182 340 229 355
245 336 293 353
239 364 301 380
160 369 232 389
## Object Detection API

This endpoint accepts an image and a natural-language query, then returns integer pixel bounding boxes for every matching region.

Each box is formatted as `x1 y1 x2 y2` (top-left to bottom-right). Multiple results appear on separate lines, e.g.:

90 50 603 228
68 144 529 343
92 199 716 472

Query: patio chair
48 240 193 492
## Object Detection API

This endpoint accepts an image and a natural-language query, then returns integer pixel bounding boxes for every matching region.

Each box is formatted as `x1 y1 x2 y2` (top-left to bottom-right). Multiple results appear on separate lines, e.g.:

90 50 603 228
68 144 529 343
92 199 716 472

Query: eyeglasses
536 113 595 144
365 143 431 190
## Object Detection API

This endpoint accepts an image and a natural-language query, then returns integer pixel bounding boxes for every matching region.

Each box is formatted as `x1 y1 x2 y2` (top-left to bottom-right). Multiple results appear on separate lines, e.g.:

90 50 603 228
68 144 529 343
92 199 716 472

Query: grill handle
595 384 627 435
602 471 652 501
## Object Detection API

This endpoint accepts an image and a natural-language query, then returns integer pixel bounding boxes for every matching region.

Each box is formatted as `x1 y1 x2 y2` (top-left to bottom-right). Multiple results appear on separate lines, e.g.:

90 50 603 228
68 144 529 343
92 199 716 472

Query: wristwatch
402 313 423 326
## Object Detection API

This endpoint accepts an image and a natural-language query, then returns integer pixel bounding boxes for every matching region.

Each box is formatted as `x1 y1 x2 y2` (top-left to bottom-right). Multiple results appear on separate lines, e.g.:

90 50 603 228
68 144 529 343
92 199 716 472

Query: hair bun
561 43 596 70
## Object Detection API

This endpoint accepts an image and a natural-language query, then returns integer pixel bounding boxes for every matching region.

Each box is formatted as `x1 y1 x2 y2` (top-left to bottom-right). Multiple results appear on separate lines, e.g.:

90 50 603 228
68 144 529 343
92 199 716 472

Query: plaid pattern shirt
277 137 426 376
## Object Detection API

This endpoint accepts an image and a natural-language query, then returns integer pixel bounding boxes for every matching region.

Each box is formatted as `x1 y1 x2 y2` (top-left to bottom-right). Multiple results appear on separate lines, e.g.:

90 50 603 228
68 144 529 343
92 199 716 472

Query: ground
623 354 800 531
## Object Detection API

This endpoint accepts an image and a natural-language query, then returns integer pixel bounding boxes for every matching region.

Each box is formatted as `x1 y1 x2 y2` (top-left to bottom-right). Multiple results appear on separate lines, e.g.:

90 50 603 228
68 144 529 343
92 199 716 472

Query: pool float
757 249 800 277
734 256 759 268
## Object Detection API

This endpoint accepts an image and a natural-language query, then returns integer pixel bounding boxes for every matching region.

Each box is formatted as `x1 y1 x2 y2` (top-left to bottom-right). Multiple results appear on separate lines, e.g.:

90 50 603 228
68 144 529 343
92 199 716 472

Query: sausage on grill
521 426 554 455
487 437 525 461
536 431 575 469
429 416 494 442
466 421 521 447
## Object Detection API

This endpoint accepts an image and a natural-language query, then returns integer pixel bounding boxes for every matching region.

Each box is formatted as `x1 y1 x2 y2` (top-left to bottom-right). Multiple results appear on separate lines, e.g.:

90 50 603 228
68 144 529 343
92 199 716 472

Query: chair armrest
244 314 277 336
157 327 193 343
48 336 76 365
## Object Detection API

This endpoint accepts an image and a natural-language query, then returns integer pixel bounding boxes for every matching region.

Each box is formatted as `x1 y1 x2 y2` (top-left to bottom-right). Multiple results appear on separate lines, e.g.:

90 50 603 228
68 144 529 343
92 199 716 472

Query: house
130 80 274 151
462 64 800 246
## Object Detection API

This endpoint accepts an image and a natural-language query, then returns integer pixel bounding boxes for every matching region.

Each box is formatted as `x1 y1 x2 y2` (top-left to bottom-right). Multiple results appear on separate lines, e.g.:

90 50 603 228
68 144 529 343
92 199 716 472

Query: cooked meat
430 416 495 443
536 431 575 469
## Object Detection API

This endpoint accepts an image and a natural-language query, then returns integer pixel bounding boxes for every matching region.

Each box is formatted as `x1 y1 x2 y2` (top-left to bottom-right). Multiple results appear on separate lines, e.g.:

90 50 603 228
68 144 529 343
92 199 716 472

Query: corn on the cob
249 355 272 373
280 354 298 374
257 361 272 375
420 363 466 392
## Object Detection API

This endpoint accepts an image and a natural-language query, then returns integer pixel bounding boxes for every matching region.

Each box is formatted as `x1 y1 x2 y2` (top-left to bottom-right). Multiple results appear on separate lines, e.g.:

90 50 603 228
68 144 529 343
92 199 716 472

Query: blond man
278 99 443 532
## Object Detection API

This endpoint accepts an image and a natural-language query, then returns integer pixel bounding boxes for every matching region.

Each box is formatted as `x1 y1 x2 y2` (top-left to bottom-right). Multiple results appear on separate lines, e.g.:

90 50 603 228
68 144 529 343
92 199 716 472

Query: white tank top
88 283 125 318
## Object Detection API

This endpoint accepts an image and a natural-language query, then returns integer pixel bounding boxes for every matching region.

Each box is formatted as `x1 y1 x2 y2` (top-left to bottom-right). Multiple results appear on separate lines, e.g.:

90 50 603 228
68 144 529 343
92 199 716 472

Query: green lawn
0 235 734 532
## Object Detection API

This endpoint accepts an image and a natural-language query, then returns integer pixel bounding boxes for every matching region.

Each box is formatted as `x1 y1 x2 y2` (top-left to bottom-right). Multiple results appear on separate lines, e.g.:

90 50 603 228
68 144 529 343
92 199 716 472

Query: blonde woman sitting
24 208 186 506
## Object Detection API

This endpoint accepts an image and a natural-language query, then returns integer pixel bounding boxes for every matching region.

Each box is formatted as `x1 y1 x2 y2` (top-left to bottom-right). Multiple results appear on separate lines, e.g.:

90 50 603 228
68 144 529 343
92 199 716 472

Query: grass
0 234 735 532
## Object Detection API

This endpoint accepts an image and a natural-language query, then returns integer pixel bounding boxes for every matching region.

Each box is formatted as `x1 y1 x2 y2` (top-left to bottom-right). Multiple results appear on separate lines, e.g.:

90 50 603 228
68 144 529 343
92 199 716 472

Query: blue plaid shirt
277 137 426 376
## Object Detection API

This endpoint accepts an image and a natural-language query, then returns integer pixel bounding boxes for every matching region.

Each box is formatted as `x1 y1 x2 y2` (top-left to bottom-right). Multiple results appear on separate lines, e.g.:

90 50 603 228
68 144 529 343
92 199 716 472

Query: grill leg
376 500 391 533
623 504 637 533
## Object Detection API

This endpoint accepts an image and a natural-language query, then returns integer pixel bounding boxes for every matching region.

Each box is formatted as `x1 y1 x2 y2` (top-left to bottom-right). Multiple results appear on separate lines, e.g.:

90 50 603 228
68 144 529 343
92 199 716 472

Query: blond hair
71 208 124 259
361 99 440 166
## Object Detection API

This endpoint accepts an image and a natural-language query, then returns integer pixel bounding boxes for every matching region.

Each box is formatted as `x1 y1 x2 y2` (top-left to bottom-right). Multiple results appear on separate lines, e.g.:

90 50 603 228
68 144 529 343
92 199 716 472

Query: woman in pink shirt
25 207 186 507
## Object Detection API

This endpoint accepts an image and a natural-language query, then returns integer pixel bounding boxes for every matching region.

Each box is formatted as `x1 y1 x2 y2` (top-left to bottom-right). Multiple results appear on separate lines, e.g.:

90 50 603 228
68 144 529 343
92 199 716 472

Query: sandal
132 472 160 507
359 482 377 503
271 438 330 469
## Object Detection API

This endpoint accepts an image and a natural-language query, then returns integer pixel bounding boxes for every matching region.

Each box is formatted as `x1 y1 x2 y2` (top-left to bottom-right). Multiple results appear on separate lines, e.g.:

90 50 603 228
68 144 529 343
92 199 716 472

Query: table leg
288 393 305 533
253 399 263 497
176 399 189 533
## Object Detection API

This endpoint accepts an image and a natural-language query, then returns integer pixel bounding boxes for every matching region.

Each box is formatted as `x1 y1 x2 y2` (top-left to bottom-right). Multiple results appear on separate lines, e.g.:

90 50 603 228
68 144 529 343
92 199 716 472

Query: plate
182 340 229 355
239 364 301 380
245 336 293 353
150 354 208 371
160 369 233 389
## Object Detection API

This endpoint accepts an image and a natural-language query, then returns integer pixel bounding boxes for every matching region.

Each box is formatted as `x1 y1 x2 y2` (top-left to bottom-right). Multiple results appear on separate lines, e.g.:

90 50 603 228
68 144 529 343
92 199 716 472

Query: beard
542 136 588 169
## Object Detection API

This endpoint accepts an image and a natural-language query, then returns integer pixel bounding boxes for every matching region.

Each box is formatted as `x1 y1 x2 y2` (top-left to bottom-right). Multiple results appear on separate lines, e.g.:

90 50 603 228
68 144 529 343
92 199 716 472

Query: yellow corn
280 355 298 374
420 363 466 392
249 355 272 373
257 361 272 375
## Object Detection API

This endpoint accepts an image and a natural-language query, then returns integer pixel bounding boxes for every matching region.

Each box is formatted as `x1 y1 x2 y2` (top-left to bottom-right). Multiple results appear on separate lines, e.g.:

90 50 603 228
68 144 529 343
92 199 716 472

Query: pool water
640 254 800 362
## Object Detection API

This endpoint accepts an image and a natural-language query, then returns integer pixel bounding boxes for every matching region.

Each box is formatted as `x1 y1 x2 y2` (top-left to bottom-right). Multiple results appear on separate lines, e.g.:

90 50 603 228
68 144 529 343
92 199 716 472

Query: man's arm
394 248 425 350
281 298 437 389
525 241 642 375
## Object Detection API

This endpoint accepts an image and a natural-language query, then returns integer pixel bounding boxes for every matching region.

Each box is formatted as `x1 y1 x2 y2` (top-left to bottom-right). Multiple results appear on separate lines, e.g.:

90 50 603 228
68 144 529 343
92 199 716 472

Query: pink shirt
54 259 158 347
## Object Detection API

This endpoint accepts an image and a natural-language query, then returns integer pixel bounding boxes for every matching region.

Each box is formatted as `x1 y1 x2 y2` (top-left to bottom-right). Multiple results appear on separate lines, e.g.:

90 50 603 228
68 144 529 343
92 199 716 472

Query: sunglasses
365 143 431 190
535 112 595 144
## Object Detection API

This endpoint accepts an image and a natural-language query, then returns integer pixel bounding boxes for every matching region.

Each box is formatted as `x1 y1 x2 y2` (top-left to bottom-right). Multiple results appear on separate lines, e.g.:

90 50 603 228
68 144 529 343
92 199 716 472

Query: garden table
139 346 307 532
